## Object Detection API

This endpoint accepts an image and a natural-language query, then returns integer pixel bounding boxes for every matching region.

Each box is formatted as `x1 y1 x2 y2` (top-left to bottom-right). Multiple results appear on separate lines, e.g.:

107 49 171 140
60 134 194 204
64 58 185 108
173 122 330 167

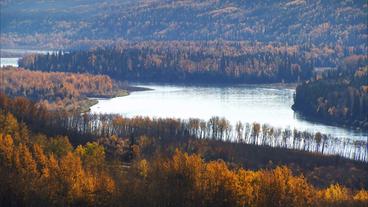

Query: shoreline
83 82 297 114
81 85 153 113
292 104 368 133
84 83 368 139
126 81 299 90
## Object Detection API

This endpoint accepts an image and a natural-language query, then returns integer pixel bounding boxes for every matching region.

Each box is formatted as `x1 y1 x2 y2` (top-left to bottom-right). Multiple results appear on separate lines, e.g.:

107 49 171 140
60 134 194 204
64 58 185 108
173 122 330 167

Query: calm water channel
91 84 368 141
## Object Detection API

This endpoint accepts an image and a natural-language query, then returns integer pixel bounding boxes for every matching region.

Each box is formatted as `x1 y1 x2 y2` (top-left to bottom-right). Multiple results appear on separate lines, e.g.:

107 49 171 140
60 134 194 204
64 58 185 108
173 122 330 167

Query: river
90 84 368 141
1 55 366 141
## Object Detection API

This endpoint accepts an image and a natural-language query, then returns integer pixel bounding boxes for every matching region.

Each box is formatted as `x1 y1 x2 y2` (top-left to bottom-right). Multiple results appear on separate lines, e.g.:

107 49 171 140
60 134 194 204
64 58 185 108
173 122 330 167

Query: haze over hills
1 0 367 49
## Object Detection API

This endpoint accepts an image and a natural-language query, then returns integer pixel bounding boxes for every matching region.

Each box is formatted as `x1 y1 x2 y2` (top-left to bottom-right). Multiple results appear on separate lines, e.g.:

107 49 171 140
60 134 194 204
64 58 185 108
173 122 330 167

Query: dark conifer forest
293 66 368 130
19 43 316 83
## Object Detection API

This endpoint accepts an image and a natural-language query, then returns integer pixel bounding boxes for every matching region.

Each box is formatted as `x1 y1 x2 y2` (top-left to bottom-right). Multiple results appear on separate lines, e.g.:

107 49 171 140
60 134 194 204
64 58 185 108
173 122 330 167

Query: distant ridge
1 0 367 49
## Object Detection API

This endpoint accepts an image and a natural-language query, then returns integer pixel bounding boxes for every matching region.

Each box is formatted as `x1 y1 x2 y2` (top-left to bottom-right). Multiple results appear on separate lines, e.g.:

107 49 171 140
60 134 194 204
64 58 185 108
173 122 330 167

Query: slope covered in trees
19 42 364 83
1 92 367 178
1 0 367 50
1 96 368 206
293 66 368 130
19 42 368 83
0 67 127 111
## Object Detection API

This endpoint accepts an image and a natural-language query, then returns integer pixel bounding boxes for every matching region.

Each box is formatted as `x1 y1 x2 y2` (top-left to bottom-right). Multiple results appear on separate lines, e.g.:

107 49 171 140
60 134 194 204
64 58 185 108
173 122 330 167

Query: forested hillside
0 67 126 111
19 42 368 83
1 0 367 49
293 66 368 130
2 0 368 206
1 94 368 206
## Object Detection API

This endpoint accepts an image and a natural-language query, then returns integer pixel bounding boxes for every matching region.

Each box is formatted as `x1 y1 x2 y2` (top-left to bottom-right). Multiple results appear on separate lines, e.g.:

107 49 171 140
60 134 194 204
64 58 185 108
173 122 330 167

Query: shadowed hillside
1 0 367 49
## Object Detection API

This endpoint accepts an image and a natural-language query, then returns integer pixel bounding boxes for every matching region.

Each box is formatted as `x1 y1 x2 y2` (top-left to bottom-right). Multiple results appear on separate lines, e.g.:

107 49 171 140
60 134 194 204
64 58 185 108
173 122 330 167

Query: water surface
0 58 19 67
91 84 368 140
1 49 55 67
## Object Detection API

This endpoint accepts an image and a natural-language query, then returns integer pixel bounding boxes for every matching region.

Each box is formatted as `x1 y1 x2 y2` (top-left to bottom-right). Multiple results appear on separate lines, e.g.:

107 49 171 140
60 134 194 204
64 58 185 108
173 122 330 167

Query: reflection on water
91 84 368 141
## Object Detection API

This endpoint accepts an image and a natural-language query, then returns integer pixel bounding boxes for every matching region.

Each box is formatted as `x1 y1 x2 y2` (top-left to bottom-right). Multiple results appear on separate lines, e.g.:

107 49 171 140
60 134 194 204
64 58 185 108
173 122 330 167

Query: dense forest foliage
1 94 368 206
1 0 367 50
1 89 367 163
0 67 126 111
293 66 368 130
1 67 366 161
19 42 368 83
2 90 367 161
2 0 368 205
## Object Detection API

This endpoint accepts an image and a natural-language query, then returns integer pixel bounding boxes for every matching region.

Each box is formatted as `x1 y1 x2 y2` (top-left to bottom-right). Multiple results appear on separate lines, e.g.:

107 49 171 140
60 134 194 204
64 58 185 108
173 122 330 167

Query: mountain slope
1 0 367 49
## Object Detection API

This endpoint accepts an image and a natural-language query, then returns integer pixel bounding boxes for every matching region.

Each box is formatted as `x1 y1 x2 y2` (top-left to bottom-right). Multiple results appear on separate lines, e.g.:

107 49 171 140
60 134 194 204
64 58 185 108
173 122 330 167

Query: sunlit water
1 49 55 67
0 58 19 67
1 54 366 142
91 84 368 141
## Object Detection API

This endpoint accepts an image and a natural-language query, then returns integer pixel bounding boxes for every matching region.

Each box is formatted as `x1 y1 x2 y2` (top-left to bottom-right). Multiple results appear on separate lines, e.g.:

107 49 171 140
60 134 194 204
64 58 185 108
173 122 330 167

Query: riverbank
89 83 368 140
292 105 368 132
81 85 152 113
1 66 154 114
292 71 368 132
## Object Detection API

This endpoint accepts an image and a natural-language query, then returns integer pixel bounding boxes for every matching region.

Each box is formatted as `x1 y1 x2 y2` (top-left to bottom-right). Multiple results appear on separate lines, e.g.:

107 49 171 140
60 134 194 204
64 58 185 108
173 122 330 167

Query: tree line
293 66 368 130
0 92 366 162
18 43 326 83
19 41 368 84
0 66 125 111
1 108 368 206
